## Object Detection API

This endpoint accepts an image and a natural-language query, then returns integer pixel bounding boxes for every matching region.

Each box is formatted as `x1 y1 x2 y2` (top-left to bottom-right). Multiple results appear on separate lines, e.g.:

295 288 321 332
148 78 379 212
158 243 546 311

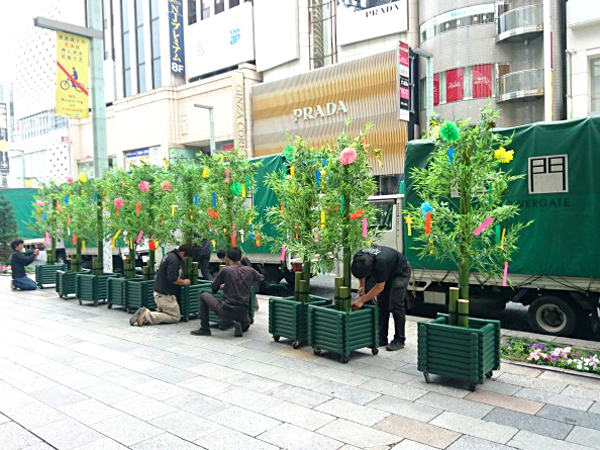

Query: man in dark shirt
191 247 264 337
351 246 412 351
10 239 39 291
217 247 261 309
129 243 192 326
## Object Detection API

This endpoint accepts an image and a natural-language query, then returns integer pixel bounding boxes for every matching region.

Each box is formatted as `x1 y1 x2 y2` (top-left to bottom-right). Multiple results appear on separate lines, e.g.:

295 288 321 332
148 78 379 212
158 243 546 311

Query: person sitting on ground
10 239 39 291
191 247 264 337
129 243 193 326
351 245 412 351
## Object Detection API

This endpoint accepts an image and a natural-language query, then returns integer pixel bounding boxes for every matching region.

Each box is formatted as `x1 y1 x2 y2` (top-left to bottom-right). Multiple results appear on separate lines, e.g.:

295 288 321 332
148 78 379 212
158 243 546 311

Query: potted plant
406 105 530 389
264 137 333 348
306 125 382 363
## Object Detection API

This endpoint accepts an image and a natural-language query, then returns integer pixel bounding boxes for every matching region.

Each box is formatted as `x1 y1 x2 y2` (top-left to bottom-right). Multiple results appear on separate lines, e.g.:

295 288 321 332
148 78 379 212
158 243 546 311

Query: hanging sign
55 31 89 119
397 41 410 122
169 0 186 77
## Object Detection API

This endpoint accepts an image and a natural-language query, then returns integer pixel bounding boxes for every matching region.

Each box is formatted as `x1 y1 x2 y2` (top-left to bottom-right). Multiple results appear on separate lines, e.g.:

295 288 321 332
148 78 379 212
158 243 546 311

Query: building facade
566 0 600 118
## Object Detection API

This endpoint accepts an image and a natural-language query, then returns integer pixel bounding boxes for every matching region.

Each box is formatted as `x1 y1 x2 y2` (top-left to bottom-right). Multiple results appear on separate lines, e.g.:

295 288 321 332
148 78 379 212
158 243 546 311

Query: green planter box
56 269 89 299
107 277 128 310
177 284 205 322
198 285 256 330
126 279 156 313
269 295 332 348
417 313 501 391
308 303 379 363
76 273 121 306
35 263 67 288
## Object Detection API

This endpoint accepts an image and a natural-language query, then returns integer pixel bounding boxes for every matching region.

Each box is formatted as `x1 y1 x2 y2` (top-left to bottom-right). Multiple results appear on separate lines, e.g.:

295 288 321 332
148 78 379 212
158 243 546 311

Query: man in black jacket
351 246 412 351
129 244 192 326
10 239 39 291
191 247 264 337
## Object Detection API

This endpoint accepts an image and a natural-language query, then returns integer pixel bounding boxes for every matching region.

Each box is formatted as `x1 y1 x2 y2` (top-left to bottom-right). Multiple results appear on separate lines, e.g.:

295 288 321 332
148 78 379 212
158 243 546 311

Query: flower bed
501 337 600 375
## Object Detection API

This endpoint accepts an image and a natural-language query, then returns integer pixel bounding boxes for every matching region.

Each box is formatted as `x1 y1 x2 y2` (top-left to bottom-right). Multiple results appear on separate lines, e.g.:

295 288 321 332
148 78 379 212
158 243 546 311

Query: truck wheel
527 296 578 336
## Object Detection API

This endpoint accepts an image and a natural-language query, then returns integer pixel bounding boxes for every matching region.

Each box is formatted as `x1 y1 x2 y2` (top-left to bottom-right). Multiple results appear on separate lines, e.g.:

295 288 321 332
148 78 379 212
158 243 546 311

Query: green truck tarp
1 188 38 240
404 116 600 280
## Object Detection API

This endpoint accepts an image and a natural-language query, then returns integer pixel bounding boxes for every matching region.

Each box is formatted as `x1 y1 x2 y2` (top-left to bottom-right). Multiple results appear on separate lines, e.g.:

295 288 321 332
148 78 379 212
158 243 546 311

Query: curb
503 358 600 381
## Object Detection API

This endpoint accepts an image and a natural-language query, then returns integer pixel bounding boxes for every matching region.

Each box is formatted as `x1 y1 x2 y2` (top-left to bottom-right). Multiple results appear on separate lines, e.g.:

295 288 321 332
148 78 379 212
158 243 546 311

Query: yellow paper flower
78 173 88 183
202 167 209 178
494 147 514 163
431 125 440 141
501 150 514 163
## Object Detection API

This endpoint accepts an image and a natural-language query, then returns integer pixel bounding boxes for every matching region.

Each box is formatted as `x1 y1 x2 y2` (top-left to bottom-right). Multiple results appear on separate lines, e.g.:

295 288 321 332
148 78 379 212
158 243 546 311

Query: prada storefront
252 50 408 191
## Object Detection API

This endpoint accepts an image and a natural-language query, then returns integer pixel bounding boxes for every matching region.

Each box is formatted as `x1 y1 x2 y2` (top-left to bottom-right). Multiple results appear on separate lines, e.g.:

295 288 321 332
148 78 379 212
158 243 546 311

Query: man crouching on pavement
190 247 264 337
129 243 193 326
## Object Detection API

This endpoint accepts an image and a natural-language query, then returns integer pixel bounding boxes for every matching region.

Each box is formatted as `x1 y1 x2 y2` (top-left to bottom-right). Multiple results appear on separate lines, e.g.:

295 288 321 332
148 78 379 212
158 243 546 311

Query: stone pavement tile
484 408 574 440
258 423 343 450
314 381 382 405
187 362 241 379
508 430 592 450
58 370 106 390
368 394 443 422
21 443 56 450
228 360 282 377
142 365 197 384
165 391 230 417
235 349 283 365
31 385 88 409
91 413 163 446
79 382 138 405
566 426 600 449
132 379 189 400
224 372 281 393
391 441 438 450
177 374 232 396
131 433 200 449
33 417 103 450
431 412 518 445
208 406 281 437
374 414 460 449
363 378 429 402
514 387 593 412
154 353 204 370
316 398 390 427
59 399 123 425
0 422 41 450
69 437 129 450
262 400 335 431
312 367 372 387
465 390 544 415
498 363 544 378
495 373 566 394
215 386 281 412
73 359 120 376
198 427 279 450
97 367 154 388
266 368 330 389
447 435 516 450
266 384 332 409
167 344 211 358
8 400 68 429
416 392 494 420
537 404 600 431
112 395 178 421
319 418 400 448
142 338 182 351
149 410 224 441
0 387 37 411
479 379 525 396
563 385 600 403
262 354 320 373
351 363 417 384
537 370 600 389
0 413 9 424
591 403 600 414
4 371 60 394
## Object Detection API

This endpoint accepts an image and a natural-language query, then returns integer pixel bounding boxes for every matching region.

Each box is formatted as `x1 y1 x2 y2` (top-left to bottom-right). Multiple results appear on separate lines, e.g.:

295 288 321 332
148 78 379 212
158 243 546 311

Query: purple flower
507 346 513 350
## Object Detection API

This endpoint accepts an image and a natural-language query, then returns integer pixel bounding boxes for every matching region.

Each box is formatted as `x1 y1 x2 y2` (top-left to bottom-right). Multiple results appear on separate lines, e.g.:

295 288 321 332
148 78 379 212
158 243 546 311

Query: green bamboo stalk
458 145 471 300
339 286 351 312
342 166 352 290
448 286 459 326
294 271 302 302
191 262 198 285
299 280 309 303
302 259 311 293
457 299 470 327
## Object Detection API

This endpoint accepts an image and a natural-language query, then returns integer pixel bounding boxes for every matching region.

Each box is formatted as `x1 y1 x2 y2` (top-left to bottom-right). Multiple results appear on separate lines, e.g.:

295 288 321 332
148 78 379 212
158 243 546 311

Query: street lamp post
194 104 215 155
412 48 433 140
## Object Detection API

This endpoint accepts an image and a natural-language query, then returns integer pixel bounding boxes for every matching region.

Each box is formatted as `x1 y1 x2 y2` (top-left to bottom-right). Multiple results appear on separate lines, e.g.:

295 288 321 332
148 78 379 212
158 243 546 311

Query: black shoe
190 327 211 336
129 307 145 326
386 340 405 351
233 321 243 337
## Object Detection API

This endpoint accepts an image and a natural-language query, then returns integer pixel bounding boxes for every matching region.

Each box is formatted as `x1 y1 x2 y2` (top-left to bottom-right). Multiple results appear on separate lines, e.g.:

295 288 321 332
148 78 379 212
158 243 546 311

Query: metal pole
413 48 433 140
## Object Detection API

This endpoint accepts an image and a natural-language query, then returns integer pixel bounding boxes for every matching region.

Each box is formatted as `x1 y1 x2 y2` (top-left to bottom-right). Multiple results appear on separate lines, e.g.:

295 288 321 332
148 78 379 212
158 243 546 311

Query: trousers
199 292 250 329
376 273 410 344
144 292 181 324
13 276 38 290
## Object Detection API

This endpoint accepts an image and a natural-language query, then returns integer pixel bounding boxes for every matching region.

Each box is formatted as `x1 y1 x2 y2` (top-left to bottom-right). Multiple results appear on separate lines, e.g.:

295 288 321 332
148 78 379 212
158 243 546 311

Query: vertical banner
397 41 410 121
56 31 89 118
169 0 186 77
232 71 247 150
473 64 492 98
433 73 440 106
446 68 464 103
0 102 8 173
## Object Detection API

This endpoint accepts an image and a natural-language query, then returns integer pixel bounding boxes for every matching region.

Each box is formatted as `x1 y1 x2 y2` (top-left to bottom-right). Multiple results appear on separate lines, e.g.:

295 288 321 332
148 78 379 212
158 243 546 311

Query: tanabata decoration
136 203 141 217
494 147 515 163
82 241 86 252
284 145 294 161
208 209 220 219
45 232 50 244
316 170 322 188
194 195 198 207
255 232 261 247
290 166 295 177
241 183 246 197
93 192 98 203
136 230 144 244
280 245 286 262
36 200 45 207
41 213 47 222
495 225 501 244
149 241 156 251
160 181 172 192
225 168 230 184
500 228 506 249
503 261 508 286
64 195 69 206
339 147 357 165
138 181 150 193
67 214 71 225
362 217 368 237
440 121 460 142
202 167 209 178
171 205 176 217
78 173 88 183
424 212 432 234
405 215 413 236
320 210 326 229
212 193 217 207
72 233 77 245
67 176 74 184
231 182 242 196
473 217 494 236
448 146 454 163
421 201 434 217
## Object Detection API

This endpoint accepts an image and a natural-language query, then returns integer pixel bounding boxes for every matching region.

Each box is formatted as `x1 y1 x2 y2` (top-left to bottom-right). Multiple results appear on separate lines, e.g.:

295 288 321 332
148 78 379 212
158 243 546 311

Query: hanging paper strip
149 241 156 251
241 183 246 198
136 231 144 244
240 229 245 243
473 217 493 236
316 170 322 188
280 245 286 262
41 213 47 222
255 232 261 247
495 224 501 244
488 182 493 206
93 192 98 203
362 217 368 237
67 214 71 225
64 195 69 206
424 212 432 234
340 195 345 213
320 210 325 229
503 261 508 287
116 207 120 215
429 238 434 254
290 166 294 177
45 233 51 244
194 195 198 207
212 193 217 207
323 157 327 167
202 167 209 178
280 202 285 215
405 215 412 236
82 241 86 253
72 233 77 245
171 205 176 217
500 228 506 249
211 240 216 252
136 203 141 217
225 168 230 183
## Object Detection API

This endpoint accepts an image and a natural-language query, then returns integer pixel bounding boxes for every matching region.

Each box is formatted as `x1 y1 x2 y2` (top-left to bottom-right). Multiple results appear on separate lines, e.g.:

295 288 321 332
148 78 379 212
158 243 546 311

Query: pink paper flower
67 176 75 184
339 148 357 165
138 181 150 193
114 197 124 209
160 181 172 192
36 200 45 207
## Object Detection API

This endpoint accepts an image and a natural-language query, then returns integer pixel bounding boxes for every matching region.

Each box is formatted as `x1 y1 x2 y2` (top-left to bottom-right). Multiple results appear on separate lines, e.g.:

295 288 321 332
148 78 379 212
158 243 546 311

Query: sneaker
232 321 243 337
190 327 211 336
386 340 405 351
129 307 145 326
10 280 16 291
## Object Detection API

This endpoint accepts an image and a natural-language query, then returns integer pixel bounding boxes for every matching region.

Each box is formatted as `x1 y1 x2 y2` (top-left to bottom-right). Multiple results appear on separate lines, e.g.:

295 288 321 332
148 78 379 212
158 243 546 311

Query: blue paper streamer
41 213 47 222
212 193 217 207
194 195 198 207
93 192 98 203
316 170 321 188
448 146 454 163
64 195 69 206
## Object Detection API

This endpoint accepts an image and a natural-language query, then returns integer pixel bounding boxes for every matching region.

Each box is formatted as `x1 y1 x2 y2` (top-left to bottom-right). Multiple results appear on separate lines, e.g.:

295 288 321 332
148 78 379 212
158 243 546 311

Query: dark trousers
376 273 410 344
198 257 213 281
199 292 250 329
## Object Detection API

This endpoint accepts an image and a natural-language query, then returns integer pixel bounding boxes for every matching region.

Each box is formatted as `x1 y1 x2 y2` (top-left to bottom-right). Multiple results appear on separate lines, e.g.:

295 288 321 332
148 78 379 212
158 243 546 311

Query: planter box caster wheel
485 371 493 379
93 301 99 307
292 341 300 349
107 304 112 309
273 335 280 342
371 347 379 355
78 299 83 305
423 372 430 384
313 348 321 356
250 319 254 324
340 355 349 364
469 383 477 392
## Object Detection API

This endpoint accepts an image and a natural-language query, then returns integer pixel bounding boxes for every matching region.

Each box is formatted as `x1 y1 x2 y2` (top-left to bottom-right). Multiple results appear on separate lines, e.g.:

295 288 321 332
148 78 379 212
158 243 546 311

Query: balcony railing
498 69 544 102
497 4 543 42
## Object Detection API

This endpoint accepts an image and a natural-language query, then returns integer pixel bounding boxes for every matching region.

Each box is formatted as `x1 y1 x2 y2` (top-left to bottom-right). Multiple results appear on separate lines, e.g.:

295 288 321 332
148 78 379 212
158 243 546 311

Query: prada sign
293 101 348 123
338 0 408 46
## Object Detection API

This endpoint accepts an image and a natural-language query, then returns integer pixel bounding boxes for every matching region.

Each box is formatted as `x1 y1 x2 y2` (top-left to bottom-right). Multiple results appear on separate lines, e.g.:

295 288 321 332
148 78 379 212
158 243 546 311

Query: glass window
188 0 197 24
229 0 240 7
150 0 161 89
370 199 395 230
121 0 132 97
135 0 146 93
201 0 210 19
215 0 225 14
463 66 472 100
419 4 495 43
592 58 600 114
446 68 464 103
309 0 338 70
439 71 446 104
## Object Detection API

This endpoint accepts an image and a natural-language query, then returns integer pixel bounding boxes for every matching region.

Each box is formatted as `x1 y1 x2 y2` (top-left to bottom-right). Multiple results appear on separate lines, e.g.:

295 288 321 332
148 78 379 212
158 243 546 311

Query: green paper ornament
284 145 294 161
440 121 460 142
231 182 242 196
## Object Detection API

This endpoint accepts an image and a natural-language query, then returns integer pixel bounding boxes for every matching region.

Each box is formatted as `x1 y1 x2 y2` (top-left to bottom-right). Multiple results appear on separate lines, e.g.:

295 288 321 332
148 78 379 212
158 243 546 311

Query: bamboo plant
32 181 65 265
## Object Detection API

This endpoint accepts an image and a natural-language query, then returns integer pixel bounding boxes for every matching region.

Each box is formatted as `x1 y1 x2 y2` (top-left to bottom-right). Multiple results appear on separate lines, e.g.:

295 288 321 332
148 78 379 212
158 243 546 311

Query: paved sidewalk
1 279 600 450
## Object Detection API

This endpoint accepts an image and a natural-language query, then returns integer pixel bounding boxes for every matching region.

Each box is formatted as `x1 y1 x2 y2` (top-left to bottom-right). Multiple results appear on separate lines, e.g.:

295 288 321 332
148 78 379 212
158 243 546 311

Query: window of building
229 0 240 7
121 0 132 97
420 3 495 43
592 58 600 114
135 0 146 93
309 0 338 70
463 66 472 100
188 0 197 24
150 0 161 89
200 0 210 19
215 0 225 14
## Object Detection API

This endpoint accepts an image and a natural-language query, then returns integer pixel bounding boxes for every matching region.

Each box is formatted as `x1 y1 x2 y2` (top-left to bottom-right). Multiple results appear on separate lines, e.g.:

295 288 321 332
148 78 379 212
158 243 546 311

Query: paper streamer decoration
241 183 246 198
149 241 156 251
82 241 86 253
67 214 71 225
41 213 47 222
45 233 50 244
448 146 454 163
116 207 120 215
473 217 494 236
212 193 217 207
488 182 493 206
136 231 144 244
225 168 230 183
362 217 368 237
93 192 98 203
211 240 216 251
194 195 198 207
113 229 122 241
424 212 432 234
500 228 506 249
405 215 412 236
136 203 141 217
323 157 327 167
316 170 322 188
255 232 261 247
171 204 176 217
290 166 294 177
429 238 434 255
320 210 325 229
72 233 77 245
280 245 286 262
240 229 245 243
495 224 501 244
218 196 222 209
202 167 209 178
64 195 69 206
340 195 345 213
503 261 508 286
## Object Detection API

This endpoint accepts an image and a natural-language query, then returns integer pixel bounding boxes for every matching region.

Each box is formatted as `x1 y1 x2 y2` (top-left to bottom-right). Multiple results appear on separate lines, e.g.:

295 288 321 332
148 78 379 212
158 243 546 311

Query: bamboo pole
299 280 309 303
448 287 459 326
457 299 470 327
339 286 351 312
294 271 302 302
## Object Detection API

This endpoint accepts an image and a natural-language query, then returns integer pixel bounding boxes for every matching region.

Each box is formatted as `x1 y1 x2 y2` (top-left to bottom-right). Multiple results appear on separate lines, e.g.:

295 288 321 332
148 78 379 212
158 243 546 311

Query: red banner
473 64 492 98
433 73 440 106
446 68 464 103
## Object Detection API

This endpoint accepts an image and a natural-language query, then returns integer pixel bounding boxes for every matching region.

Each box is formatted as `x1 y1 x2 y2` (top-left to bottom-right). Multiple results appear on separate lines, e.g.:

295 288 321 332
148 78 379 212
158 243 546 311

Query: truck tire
527 296 578 336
